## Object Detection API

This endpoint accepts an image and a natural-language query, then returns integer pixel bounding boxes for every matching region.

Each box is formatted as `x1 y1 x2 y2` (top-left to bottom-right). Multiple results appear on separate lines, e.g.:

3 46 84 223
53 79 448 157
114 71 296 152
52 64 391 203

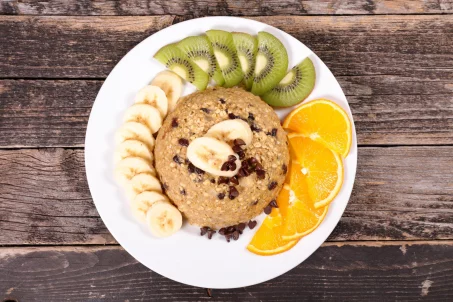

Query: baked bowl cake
155 87 289 229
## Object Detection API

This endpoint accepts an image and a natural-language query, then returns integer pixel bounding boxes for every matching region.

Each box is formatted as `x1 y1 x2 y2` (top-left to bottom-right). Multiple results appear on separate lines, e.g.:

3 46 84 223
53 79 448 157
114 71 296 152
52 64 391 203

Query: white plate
85 16 357 289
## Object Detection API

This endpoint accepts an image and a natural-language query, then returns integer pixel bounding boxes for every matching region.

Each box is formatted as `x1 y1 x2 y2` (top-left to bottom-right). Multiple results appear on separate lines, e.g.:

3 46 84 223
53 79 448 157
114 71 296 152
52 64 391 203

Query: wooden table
1 1 452 301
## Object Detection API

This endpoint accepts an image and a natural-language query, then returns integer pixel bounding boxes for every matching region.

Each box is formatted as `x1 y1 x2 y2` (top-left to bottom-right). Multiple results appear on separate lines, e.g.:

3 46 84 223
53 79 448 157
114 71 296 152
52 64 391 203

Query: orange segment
283 99 352 157
288 134 343 209
247 209 298 256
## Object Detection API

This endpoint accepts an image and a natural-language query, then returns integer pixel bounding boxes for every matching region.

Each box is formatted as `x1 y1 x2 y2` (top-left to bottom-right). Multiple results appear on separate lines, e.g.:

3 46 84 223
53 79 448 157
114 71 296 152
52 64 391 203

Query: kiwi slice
232 32 258 90
206 30 244 88
154 43 209 90
177 35 225 86
262 57 316 107
251 32 288 96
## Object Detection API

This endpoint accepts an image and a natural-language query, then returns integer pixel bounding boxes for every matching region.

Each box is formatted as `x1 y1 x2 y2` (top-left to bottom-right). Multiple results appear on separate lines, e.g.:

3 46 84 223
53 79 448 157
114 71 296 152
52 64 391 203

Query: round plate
85 16 357 289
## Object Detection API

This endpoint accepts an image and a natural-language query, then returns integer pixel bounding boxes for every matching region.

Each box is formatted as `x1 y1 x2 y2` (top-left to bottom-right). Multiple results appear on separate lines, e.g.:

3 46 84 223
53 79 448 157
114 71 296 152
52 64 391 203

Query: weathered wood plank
0 15 452 81
0 15 174 78
1 78 452 147
1 0 452 15
1 243 452 300
0 147 452 245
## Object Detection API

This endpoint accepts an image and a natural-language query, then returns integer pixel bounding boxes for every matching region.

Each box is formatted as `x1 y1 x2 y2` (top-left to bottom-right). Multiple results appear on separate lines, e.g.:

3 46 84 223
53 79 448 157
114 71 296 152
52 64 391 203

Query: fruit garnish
262 57 316 107
206 30 244 88
247 208 298 256
151 70 183 112
176 35 225 86
283 99 352 157
287 134 343 209
251 31 288 96
134 85 168 118
154 43 209 90
232 32 258 90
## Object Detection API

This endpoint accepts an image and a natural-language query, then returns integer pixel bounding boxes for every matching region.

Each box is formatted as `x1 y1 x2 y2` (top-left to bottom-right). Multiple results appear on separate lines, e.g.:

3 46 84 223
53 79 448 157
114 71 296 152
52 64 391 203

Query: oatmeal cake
155 87 289 229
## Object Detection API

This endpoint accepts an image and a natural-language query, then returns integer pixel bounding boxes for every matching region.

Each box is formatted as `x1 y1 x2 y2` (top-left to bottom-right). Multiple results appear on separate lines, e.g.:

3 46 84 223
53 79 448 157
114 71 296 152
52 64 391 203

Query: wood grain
1 78 452 147
1 147 452 245
0 15 174 78
1 0 452 16
1 243 452 301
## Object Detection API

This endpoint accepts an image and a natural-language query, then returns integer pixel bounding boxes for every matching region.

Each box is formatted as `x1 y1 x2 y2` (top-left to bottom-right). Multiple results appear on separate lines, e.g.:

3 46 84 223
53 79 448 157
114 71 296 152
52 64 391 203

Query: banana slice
114 157 155 187
146 200 182 238
115 121 155 150
131 191 169 223
135 85 168 118
123 104 163 134
114 139 154 165
126 172 162 201
186 137 240 177
205 119 253 146
151 70 183 112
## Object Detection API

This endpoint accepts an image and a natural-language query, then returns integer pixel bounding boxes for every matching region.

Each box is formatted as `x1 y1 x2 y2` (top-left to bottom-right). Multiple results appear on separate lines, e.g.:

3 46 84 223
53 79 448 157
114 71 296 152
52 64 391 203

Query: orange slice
283 99 352 157
288 134 343 209
247 209 298 256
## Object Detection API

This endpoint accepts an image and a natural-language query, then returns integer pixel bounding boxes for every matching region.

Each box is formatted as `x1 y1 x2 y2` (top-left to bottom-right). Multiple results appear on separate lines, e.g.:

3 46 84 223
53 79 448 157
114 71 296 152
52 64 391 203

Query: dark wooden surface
0 1 452 301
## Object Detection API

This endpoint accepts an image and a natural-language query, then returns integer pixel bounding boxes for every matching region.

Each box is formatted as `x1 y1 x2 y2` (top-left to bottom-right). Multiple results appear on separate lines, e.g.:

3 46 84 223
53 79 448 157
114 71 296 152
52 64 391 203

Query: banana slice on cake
131 191 169 223
126 172 162 201
123 104 162 134
205 119 253 146
135 85 168 118
186 137 240 177
151 70 183 112
114 157 155 187
115 121 155 151
114 139 154 165
146 200 183 238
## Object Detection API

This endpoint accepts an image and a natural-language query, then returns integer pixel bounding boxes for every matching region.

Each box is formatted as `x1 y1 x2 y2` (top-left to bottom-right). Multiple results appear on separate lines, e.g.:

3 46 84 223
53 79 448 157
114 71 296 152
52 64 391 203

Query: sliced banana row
113 71 184 238
186 120 253 177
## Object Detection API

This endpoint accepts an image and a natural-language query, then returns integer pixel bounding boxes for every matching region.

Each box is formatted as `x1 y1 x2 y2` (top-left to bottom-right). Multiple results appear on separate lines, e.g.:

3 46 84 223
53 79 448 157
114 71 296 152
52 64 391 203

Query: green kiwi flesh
206 30 244 88
232 32 258 90
262 57 316 107
154 43 209 90
251 31 288 96
177 35 225 86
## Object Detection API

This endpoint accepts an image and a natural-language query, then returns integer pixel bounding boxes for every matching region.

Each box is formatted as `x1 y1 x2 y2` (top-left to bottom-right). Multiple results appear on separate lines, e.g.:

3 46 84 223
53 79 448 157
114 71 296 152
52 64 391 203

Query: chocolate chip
233 139 246 146
241 160 249 169
207 230 215 239
229 176 239 185
217 192 225 200
252 200 258 206
271 128 278 136
264 206 272 215
269 199 278 208
195 167 205 175
225 234 231 242
248 112 255 121
219 228 226 235
201 107 211 113
232 231 240 240
248 220 257 229
221 161 231 171
228 155 237 162
180 188 186 195
237 223 246 231
238 167 249 177
251 123 261 132
228 186 239 200
229 162 237 171
210 178 216 183
256 169 265 180
226 226 236 234
218 176 229 185
255 162 264 171
268 181 277 190
238 151 245 159
171 118 179 128
173 155 182 165
248 157 258 165
188 162 195 173
218 98 226 104
242 167 250 177
232 145 243 153
200 227 208 236
282 164 288 174
228 113 237 119
178 138 189 146
162 183 169 193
